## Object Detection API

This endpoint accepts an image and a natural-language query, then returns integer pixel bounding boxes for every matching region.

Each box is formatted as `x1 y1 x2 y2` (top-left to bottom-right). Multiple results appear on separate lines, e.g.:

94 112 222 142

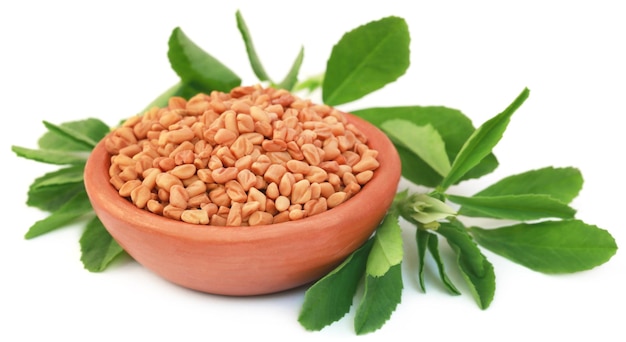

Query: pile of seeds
104 85 380 226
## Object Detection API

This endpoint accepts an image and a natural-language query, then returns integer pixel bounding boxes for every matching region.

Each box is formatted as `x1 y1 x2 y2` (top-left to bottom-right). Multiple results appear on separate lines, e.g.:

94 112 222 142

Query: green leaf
367 209 403 276
235 10 271 82
29 165 84 190
449 194 577 221
25 191 93 239
470 220 618 273
168 27 241 93
323 16 410 106
354 263 403 335
276 46 304 91
80 217 126 272
38 118 110 152
473 166 583 204
27 170 85 212
298 239 373 331
440 88 530 190
353 106 498 187
416 228 460 294
438 221 495 309
416 229 429 291
294 73 324 93
381 120 451 177
42 120 98 149
12 146 87 165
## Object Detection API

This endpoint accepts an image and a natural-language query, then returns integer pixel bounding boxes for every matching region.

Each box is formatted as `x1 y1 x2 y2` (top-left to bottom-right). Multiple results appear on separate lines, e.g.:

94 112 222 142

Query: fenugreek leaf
353 106 498 187
366 209 403 276
25 191 93 239
276 46 304 91
416 229 429 291
235 10 271 82
425 230 461 295
470 220 618 273
42 120 98 150
80 216 126 272
323 16 410 106
439 88 530 190
27 170 85 212
438 221 495 309
29 165 84 190
168 27 241 93
12 146 87 165
294 73 324 93
381 120 451 177
298 239 373 331
448 194 576 221
472 166 583 204
354 263 403 335
38 118 110 152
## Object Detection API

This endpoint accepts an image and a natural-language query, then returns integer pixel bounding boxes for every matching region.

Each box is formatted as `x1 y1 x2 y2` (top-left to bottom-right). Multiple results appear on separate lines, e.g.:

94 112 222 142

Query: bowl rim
84 113 401 243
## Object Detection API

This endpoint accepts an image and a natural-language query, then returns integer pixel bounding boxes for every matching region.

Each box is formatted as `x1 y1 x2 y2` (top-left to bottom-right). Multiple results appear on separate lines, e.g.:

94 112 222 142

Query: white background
1 1 624 341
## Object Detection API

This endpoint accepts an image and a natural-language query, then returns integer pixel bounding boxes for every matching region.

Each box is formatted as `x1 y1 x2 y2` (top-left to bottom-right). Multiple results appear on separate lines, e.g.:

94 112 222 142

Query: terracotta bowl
84 113 401 296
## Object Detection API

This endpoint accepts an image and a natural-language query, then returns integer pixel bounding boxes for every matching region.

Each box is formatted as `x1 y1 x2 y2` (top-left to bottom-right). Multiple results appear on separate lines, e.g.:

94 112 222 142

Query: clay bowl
84 113 401 296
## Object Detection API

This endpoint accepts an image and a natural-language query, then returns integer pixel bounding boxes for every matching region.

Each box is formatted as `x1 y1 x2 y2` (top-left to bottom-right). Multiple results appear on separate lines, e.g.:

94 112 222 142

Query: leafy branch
11 11 617 336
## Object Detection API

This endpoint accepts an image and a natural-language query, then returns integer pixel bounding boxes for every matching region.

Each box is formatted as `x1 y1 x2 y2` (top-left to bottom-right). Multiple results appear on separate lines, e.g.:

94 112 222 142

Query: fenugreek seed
239 132 264 145
343 172 358 186
319 160 339 173
225 180 247 203
158 188 170 202
168 96 187 110
130 185 152 209
169 185 189 209
262 139 287 152
226 202 243 226
155 172 183 191
237 113 255 133
234 155 253 171
209 187 231 208
211 167 239 184
319 182 335 199
305 166 328 183
215 146 237 166
286 159 310 174
352 156 380 173
248 211 274 226
241 201 260 221
288 209 306 221
327 191 348 208
167 126 195 144
250 105 270 122
214 128 238 145
266 182 280 200
356 170 374 184
265 198 277 215
255 120 273 137
272 211 291 224
328 173 342 191
159 111 182 128
173 149 195 165
279 172 296 197
210 214 227 226
146 199 164 215
163 205 184 221
237 169 257 191
306 198 328 217
301 143 321 166
247 187 266 212
196 168 213 183
263 164 286 184
291 179 312 204
310 182 321 200
200 203 218 217
170 164 196 180
345 182 361 196
119 144 142 158
275 196 290 212
119 179 142 197
342 151 361 167
188 193 210 208
286 141 304 160
118 166 138 182
158 157 176 171
141 168 160 189
181 210 209 225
